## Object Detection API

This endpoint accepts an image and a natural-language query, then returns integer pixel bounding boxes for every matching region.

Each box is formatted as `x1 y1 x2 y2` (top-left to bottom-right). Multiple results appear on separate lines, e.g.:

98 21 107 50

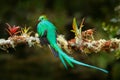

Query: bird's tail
52 44 108 73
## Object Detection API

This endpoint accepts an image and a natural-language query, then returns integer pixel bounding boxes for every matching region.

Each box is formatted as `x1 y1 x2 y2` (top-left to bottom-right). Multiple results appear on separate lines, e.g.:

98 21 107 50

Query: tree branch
0 21 119 58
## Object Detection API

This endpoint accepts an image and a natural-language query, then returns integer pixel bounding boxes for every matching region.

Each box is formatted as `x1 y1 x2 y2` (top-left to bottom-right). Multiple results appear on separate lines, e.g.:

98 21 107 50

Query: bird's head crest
38 15 47 21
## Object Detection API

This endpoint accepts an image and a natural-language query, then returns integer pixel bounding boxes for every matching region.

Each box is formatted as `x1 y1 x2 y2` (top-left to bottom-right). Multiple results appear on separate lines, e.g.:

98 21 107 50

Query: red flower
6 23 20 36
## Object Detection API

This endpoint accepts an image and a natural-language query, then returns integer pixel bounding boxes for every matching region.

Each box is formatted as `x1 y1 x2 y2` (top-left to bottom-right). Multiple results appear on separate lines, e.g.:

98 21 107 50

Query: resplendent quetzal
37 15 108 73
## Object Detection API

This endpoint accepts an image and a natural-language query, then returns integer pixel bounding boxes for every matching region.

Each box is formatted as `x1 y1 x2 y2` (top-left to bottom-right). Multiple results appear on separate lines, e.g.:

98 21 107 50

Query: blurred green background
0 0 120 80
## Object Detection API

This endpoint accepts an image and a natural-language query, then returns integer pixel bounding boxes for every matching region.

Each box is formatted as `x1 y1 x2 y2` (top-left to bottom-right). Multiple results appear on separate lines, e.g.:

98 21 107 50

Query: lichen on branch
0 24 40 52
0 19 119 58
57 18 120 57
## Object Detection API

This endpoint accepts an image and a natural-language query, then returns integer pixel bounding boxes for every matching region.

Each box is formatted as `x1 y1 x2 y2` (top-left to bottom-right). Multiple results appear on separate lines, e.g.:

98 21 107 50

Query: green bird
37 15 108 73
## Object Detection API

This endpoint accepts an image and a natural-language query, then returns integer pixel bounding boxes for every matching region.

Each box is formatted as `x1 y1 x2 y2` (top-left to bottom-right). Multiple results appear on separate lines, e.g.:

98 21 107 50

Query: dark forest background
0 0 120 80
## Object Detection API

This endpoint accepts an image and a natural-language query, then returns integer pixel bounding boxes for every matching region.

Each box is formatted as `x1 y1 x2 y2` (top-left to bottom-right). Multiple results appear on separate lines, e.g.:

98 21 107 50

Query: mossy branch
0 21 120 58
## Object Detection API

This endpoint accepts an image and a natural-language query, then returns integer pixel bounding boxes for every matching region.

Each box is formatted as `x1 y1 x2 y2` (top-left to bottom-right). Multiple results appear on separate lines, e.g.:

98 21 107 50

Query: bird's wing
39 30 49 46
40 30 58 57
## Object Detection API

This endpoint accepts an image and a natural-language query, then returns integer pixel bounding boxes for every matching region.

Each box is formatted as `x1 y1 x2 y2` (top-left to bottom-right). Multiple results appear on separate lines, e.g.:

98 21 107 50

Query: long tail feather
59 53 67 68
64 57 74 68
52 44 108 73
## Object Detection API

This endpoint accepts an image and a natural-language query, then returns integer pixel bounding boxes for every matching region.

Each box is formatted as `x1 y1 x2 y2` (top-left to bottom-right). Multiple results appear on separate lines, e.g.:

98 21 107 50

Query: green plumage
37 15 108 73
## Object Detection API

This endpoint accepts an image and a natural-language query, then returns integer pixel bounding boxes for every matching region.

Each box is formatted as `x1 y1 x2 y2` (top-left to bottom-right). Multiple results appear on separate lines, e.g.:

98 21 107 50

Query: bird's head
38 15 47 21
